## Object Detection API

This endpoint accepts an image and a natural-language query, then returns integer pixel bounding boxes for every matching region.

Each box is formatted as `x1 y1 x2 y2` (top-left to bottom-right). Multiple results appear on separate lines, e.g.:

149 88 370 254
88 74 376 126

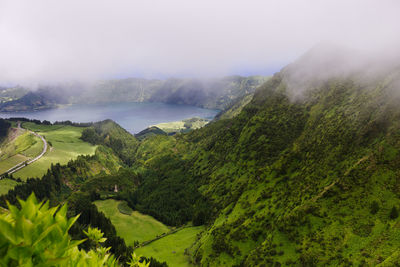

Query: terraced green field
94 199 170 245
13 123 96 180
135 226 205 267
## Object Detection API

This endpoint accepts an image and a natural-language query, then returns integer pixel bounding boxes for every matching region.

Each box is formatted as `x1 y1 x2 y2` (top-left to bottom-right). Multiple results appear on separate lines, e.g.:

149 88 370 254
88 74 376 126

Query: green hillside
121 48 400 266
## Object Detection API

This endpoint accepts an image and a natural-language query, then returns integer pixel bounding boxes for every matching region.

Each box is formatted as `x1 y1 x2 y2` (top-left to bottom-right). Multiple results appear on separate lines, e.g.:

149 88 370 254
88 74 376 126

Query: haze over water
0 102 219 134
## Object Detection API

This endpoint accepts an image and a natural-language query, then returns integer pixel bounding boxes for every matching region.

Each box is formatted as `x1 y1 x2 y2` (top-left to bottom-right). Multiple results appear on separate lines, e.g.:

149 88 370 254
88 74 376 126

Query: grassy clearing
13 123 96 180
0 178 20 195
94 199 170 245
135 226 204 267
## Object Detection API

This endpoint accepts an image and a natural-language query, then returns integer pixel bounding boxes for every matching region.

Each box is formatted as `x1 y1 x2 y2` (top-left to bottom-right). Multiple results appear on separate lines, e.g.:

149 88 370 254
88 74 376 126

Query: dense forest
0 119 11 139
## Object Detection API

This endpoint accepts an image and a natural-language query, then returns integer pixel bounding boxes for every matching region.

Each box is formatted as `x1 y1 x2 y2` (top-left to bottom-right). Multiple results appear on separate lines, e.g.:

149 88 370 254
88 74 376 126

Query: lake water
0 102 219 134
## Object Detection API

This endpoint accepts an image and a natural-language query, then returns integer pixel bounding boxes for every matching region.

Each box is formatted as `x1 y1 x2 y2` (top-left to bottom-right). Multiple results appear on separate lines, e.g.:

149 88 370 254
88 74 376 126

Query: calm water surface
0 102 219 134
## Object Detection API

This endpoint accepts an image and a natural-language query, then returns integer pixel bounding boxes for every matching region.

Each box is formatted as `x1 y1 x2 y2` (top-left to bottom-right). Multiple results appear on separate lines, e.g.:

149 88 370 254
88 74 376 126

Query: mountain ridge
0 75 269 112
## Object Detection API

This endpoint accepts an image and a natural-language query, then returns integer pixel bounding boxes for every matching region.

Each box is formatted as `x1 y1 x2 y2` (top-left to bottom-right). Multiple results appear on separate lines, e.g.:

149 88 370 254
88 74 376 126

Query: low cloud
0 0 399 85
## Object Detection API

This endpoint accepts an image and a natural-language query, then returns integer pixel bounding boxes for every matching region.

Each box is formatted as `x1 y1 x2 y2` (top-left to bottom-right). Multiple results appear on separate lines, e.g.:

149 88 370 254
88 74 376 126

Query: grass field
0 127 40 174
94 199 170 245
0 129 39 160
0 154 29 174
135 226 205 267
0 178 20 195
13 123 96 180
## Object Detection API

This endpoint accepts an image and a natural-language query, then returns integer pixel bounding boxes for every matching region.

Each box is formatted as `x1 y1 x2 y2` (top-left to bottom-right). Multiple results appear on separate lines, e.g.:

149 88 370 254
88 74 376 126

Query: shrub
390 206 399 219
370 201 379 214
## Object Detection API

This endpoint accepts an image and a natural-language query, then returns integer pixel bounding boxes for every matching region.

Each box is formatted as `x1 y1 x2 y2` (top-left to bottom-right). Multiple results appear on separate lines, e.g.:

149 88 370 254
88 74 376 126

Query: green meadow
94 198 204 266
135 226 204 267
0 128 41 174
94 199 170 245
0 154 28 174
13 123 96 180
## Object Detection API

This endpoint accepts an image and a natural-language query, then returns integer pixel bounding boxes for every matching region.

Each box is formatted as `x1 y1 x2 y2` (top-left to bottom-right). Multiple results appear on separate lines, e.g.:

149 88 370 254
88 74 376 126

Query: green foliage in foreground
0 194 121 266
0 193 152 266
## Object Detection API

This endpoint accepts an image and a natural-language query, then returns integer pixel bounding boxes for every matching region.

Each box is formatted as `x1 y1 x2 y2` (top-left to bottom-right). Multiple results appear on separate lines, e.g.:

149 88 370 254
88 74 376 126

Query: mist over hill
122 46 400 265
0 75 268 112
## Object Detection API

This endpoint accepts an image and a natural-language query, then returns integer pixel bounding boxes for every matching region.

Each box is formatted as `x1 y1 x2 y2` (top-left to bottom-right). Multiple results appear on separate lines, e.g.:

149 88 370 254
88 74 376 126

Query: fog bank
0 0 399 85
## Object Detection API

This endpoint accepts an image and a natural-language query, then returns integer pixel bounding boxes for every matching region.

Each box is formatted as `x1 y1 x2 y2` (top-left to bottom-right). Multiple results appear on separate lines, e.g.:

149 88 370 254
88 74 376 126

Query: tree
370 201 379 215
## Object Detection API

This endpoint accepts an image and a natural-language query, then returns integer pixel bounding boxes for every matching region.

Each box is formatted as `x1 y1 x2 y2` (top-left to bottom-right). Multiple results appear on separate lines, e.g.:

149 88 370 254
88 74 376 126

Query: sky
0 0 399 85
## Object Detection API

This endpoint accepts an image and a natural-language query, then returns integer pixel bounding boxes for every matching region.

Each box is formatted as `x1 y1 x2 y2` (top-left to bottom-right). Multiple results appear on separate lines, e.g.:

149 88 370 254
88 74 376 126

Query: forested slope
128 47 400 266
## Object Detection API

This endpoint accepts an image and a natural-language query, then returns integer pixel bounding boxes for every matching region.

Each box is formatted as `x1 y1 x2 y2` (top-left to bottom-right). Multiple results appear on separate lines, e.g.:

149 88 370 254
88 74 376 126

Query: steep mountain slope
128 47 400 266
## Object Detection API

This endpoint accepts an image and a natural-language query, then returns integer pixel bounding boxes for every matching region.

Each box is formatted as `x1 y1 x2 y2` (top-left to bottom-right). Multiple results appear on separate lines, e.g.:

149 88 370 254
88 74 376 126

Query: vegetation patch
118 201 134 215
0 178 20 195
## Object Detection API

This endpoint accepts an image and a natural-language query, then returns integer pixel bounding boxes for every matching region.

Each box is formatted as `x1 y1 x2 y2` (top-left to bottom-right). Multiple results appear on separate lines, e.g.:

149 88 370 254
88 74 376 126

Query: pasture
94 199 170 245
135 226 204 267
12 123 96 180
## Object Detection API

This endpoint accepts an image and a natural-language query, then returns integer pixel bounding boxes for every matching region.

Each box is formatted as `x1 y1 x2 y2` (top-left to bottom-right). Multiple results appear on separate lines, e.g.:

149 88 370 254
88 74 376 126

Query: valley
2 47 400 266
1 1 397 266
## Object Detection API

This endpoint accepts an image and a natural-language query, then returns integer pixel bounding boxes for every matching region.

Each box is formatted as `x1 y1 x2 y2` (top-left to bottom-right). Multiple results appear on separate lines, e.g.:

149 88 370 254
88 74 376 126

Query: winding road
2 122 48 176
